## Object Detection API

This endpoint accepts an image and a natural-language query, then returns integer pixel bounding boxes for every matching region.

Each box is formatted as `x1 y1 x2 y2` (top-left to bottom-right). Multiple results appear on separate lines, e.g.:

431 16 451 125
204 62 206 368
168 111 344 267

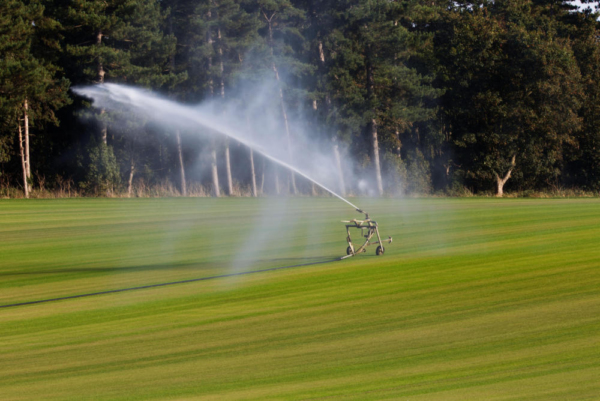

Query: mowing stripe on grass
0 258 339 309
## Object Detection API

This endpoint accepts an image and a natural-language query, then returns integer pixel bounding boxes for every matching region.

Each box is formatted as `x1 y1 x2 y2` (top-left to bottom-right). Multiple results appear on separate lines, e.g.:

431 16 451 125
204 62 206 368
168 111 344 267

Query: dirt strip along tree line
1 0 600 198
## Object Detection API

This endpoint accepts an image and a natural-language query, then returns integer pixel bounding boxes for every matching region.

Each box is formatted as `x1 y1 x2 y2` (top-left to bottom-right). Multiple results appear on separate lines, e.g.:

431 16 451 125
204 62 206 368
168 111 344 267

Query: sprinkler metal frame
341 209 392 259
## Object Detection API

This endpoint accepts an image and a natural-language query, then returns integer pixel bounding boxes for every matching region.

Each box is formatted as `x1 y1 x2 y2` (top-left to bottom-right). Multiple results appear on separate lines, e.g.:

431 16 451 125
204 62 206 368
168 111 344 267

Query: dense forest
1 0 599 198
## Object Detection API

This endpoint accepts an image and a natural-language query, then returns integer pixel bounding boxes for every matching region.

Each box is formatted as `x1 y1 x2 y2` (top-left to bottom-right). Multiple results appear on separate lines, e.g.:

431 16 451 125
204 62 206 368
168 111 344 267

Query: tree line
1 0 599 198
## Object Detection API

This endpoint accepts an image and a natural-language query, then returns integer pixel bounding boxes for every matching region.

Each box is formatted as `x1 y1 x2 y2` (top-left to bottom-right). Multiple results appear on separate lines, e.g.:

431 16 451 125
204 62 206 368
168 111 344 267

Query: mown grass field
1 197 600 400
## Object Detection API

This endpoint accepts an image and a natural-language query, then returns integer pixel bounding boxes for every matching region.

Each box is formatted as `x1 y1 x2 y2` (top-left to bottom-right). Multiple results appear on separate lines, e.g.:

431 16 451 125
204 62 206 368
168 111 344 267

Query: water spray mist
73 83 392 258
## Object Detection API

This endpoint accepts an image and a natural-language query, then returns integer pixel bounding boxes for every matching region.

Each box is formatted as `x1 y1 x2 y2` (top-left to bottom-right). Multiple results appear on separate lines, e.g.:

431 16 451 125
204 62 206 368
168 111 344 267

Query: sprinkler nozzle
356 208 369 219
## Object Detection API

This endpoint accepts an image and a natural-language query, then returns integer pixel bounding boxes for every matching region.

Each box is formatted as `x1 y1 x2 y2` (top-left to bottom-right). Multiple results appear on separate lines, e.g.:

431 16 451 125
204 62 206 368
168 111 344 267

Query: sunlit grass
1 198 599 400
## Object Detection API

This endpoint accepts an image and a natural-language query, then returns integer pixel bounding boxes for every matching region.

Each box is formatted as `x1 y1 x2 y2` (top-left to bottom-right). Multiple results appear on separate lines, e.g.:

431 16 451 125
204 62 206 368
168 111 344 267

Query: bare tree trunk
318 40 326 65
274 166 280 195
216 25 233 196
176 131 187 196
23 99 31 184
495 155 516 197
366 48 384 196
370 119 384 196
316 40 345 196
278 91 296 194
246 115 258 197
127 159 135 197
97 30 108 145
208 137 220 197
169 8 187 197
217 26 225 99
263 12 297 195
18 120 29 198
317 41 332 107
210 146 220 197
224 139 233 195
249 147 257 197
207 12 214 95
207 9 220 197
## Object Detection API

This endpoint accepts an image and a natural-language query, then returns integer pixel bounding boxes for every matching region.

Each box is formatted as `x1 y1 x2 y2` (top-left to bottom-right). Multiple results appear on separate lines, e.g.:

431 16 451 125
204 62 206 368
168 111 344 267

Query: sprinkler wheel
346 246 353 255
376 246 384 255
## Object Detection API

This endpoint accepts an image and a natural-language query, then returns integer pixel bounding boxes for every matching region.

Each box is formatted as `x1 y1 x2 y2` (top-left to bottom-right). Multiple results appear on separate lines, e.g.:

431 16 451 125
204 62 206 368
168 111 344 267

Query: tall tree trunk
210 140 220 197
264 12 297 195
216 23 233 196
495 155 516 197
127 158 135 197
207 8 220 196
274 166 280 195
176 131 187 196
23 99 31 185
18 120 29 198
217 26 225 99
366 48 384 196
249 147 257 197
224 139 233 195
168 12 187 197
97 30 108 145
370 118 384 196
246 116 258 197
316 40 345 196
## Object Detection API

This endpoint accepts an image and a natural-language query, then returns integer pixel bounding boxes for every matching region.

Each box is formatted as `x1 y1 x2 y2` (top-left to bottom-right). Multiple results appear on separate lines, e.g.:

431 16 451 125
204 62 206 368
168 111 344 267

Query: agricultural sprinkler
75 84 394 262
341 209 392 259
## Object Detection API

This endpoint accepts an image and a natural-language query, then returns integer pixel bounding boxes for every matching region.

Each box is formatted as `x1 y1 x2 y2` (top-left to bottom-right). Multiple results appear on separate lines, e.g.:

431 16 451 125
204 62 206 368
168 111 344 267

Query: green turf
1 197 599 400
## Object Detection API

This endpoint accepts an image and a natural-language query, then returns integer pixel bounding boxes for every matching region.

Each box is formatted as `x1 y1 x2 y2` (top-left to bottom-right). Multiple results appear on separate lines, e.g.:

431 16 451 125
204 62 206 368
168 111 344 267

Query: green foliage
0 135 13 165
436 0 585 193
84 140 121 194
405 148 432 194
382 151 407 195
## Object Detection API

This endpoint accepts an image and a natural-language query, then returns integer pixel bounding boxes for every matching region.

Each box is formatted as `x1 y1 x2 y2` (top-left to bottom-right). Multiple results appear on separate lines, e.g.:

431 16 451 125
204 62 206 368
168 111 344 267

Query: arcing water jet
73 83 392 258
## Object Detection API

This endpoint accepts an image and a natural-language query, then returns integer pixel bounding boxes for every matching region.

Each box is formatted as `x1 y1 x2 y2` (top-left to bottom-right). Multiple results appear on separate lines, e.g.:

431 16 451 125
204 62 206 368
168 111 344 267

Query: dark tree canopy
1 0 600 197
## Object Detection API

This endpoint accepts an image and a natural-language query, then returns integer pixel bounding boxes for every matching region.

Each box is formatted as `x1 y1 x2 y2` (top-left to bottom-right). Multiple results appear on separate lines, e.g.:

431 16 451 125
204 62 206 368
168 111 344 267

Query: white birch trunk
176 131 187 196
224 140 233 195
127 159 135 197
211 140 220 197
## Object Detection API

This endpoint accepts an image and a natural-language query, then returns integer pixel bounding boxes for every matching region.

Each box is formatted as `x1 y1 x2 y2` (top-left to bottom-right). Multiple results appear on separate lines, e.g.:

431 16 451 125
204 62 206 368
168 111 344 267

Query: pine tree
58 0 177 194
241 0 308 195
0 0 70 197
323 0 440 195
